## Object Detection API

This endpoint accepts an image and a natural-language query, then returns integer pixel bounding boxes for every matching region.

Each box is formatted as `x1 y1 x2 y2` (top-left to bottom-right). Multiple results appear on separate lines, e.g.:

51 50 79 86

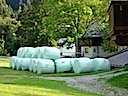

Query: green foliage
16 0 50 47
124 65 128 71
0 0 20 55
44 0 111 45
107 73 128 89
102 36 118 53
0 0 112 55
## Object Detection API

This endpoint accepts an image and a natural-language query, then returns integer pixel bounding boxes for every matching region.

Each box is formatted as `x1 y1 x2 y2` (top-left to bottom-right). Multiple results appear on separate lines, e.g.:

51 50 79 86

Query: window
94 48 96 52
85 48 89 53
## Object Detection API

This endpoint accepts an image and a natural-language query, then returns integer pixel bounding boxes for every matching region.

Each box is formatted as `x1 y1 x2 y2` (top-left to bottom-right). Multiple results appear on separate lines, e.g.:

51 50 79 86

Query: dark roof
86 32 103 39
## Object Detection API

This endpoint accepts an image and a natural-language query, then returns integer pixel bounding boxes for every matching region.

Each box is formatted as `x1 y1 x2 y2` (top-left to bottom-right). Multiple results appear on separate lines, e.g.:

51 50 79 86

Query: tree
43 0 111 54
0 0 20 55
16 0 50 47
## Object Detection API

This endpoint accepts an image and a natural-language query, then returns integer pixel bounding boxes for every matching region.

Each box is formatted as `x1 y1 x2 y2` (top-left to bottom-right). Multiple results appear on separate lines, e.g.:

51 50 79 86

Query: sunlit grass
0 77 102 96
107 73 128 89
0 58 10 67
0 58 103 96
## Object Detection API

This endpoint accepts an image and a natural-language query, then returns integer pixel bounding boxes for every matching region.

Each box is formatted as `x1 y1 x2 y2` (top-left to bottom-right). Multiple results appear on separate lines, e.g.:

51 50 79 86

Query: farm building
108 0 128 46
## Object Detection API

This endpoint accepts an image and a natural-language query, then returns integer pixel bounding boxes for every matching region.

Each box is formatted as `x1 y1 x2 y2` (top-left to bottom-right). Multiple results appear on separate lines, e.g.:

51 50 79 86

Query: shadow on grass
0 67 114 77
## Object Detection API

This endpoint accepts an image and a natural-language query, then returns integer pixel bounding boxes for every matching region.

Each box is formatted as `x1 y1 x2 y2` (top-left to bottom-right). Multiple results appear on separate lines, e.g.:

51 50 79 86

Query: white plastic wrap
36 59 55 74
32 59 40 73
10 56 17 69
17 47 24 57
11 56 18 70
21 58 31 71
16 58 23 70
37 47 46 58
73 58 92 73
91 58 111 71
25 47 36 58
43 47 60 60
55 58 72 73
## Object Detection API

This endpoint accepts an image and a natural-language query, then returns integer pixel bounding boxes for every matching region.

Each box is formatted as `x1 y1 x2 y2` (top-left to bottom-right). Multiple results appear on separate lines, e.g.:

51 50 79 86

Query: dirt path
37 70 128 96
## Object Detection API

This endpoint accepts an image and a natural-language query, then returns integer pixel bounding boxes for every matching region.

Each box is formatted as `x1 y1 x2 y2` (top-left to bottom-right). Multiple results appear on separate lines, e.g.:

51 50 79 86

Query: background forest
0 0 112 56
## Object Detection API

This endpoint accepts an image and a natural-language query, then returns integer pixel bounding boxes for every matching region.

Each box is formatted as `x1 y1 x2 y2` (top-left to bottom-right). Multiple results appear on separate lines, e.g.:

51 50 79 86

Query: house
57 38 76 57
108 0 128 46
80 31 109 58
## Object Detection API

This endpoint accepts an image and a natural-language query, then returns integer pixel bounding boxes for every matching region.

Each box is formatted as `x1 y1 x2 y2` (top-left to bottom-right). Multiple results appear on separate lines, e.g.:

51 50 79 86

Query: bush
124 65 128 71
0 48 8 56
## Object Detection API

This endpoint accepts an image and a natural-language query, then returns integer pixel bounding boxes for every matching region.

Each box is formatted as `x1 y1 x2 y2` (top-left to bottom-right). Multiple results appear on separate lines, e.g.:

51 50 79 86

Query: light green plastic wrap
36 59 55 74
17 47 24 57
43 47 60 60
11 56 18 70
17 47 28 58
70 58 76 72
91 58 111 71
55 58 72 73
10 56 17 69
21 58 31 71
31 47 40 58
37 47 46 58
16 58 23 70
73 58 92 73
25 47 36 58
32 59 40 73
29 59 35 72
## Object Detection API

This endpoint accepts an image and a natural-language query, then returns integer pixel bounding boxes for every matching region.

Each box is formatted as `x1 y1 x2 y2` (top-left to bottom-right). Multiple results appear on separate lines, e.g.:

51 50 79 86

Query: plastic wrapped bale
36 59 55 74
10 56 14 68
32 59 41 73
29 58 36 72
17 47 29 58
11 56 18 70
70 58 76 72
21 58 31 71
91 58 111 71
37 47 46 58
25 47 36 58
16 58 23 70
43 47 60 60
17 47 24 57
73 58 92 73
10 56 16 68
31 47 40 58
55 58 72 73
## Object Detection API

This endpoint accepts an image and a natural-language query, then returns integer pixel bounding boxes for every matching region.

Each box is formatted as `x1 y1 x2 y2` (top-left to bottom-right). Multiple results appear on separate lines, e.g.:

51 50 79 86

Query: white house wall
81 46 109 58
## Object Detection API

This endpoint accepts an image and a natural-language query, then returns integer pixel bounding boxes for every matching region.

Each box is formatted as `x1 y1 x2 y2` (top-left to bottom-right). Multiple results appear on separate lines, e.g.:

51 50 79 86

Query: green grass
107 73 128 89
0 58 10 67
0 76 103 96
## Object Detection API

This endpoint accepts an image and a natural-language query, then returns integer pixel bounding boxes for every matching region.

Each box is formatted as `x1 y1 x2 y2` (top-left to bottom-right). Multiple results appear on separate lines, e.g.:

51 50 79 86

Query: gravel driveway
38 70 128 96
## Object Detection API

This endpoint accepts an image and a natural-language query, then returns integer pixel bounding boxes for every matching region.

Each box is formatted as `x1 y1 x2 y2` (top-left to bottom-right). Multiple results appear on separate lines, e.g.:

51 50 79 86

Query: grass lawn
0 58 103 96
0 76 103 96
0 58 10 67
107 73 128 89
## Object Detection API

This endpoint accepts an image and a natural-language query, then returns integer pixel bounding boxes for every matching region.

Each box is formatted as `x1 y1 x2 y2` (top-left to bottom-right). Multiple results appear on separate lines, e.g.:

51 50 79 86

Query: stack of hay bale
10 47 60 74
10 47 111 74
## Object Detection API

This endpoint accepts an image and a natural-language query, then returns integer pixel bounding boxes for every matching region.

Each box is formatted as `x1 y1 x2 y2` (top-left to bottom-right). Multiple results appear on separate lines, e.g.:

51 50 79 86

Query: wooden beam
114 26 128 30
